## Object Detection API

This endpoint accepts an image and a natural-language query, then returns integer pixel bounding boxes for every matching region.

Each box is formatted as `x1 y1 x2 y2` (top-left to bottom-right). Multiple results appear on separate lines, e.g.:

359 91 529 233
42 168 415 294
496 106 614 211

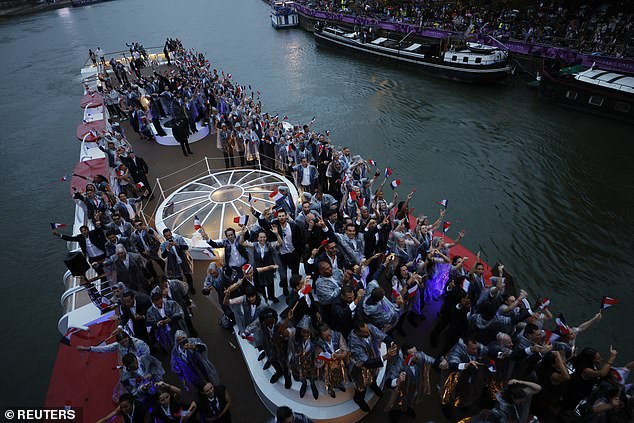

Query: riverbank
0 0 71 18
289 2 634 74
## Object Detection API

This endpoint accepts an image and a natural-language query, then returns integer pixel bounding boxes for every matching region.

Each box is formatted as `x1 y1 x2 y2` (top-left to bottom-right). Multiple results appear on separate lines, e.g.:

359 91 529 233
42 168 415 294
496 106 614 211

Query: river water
0 0 632 409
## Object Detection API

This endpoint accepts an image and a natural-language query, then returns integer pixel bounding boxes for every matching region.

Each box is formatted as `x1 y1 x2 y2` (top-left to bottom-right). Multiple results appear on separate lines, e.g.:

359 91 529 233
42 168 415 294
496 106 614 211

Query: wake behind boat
313 23 511 83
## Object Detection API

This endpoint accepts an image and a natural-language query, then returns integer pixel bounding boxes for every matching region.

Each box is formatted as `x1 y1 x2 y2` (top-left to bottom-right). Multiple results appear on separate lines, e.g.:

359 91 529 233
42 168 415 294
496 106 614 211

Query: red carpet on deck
45 318 120 423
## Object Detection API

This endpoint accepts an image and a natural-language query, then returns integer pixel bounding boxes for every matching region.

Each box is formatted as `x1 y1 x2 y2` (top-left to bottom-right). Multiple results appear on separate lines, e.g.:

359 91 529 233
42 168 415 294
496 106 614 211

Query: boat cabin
271 1 298 28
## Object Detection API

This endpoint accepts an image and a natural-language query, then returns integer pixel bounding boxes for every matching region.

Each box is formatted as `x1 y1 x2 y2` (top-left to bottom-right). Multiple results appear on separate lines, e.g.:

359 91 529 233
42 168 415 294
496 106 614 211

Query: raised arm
576 312 602 333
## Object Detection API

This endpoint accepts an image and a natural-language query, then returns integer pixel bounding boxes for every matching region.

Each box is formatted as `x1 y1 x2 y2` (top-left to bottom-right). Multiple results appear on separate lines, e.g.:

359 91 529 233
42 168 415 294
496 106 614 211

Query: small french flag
601 296 618 309
283 115 289 120
326 130 330 136
443 221 451 233
368 159 376 167
248 193 254 203
240 330 255 342
309 116 316 125
50 223 67 229
136 182 144 189
392 286 401 299
202 247 216 258
407 284 419 298
555 313 571 334
539 298 551 310
193 215 202 231
357 197 365 208
384 167 393 178
488 359 496 373
437 198 448 208
404 353 416 367
287 143 295 153
349 190 357 201
60 174 71 181
300 279 312 296
318 351 333 362
233 215 249 225
390 179 400 190
269 190 284 202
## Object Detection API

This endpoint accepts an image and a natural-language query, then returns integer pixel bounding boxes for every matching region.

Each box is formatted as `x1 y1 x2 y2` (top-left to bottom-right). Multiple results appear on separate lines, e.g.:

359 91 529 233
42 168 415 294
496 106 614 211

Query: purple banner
296 4 634 73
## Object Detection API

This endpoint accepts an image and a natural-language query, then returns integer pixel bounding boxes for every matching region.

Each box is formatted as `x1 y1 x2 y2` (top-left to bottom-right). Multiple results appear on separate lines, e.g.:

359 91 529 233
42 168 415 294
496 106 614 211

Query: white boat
271 1 299 29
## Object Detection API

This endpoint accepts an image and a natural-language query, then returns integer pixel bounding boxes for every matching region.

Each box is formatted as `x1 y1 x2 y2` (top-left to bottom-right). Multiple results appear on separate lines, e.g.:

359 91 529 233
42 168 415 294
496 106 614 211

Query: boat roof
575 68 634 94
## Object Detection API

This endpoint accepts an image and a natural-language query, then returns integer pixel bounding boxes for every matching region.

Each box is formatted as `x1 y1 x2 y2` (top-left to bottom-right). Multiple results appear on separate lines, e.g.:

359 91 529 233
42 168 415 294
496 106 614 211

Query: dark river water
0 0 632 409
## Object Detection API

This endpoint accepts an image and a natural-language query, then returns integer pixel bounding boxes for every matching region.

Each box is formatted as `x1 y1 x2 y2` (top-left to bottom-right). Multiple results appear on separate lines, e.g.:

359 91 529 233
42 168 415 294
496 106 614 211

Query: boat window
452 55 457 61
475 57 482 64
565 90 578 100
588 96 604 107
463 56 469 63
615 101 631 113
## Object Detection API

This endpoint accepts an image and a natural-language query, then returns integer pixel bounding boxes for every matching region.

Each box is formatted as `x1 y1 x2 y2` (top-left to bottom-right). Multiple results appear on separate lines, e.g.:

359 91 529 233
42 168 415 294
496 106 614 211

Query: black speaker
64 251 90 276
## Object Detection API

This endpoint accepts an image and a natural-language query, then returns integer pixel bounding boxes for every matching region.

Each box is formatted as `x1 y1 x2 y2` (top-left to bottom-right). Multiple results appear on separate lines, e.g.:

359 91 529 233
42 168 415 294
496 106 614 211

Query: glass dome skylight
156 169 298 248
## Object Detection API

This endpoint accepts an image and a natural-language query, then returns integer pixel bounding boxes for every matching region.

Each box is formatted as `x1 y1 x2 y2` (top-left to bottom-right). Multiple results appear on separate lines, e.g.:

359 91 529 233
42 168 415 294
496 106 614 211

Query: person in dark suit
198 382 232 423
53 224 108 266
120 290 152 343
72 185 107 223
272 209 303 296
274 186 296 219
122 151 152 199
203 228 249 278
172 115 193 157
331 285 362 337
314 239 346 272
286 275 321 328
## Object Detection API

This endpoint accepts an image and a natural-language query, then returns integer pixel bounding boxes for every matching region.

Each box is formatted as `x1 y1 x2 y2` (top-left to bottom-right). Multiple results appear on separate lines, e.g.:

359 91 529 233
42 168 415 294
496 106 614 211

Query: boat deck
56 58 484 422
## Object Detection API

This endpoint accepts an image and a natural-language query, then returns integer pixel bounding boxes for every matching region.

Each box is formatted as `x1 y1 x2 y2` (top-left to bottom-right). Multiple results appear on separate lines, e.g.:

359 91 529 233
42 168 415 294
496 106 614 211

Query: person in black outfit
120 290 152 343
172 116 193 157
96 393 148 423
330 285 360 337
198 382 232 423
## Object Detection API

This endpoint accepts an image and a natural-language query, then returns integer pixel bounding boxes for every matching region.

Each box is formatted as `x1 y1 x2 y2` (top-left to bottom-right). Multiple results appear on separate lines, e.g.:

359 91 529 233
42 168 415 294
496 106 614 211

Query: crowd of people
303 0 634 58
58 42 634 422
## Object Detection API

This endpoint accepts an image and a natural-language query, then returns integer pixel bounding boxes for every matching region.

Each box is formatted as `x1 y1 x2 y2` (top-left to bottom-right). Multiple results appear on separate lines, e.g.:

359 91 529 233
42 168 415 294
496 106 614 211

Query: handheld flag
437 198 448 209
488 359 496 373
193 215 202 231
539 298 551 310
443 221 452 233
50 223 67 229
317 351 333 362
300 279 312 296
241 331 255 342
202 247 216 259
384 167 393 178
368 159 376 167
349 190 357 202
555 313 571 335
60 174 71 181
601 296 617 309
233 215 249 225
248 193 254 204
391 286 401 299
404 353 415 367
269 190 284 202
136 182 145 190
390 179 400 190
309 116 316 125
283 115 288 120
407 284 419 298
